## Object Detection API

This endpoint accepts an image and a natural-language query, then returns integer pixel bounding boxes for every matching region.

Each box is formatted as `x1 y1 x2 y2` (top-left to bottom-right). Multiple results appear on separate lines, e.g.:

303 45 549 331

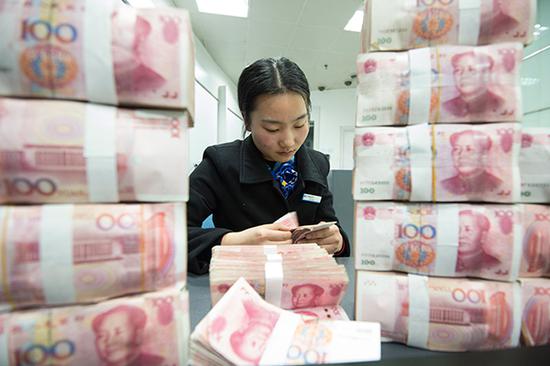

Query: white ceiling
173 0 364 91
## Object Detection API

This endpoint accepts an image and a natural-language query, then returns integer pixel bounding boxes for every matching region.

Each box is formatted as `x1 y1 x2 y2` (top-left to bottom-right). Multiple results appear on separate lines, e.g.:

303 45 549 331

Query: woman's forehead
252 93 307 122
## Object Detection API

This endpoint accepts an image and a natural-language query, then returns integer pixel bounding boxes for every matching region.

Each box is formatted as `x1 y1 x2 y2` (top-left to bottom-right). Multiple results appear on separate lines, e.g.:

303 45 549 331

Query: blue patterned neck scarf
268 157 299 199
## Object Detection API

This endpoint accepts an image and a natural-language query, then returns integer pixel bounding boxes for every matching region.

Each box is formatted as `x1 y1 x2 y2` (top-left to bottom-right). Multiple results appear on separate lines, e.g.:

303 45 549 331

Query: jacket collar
239 135 327 188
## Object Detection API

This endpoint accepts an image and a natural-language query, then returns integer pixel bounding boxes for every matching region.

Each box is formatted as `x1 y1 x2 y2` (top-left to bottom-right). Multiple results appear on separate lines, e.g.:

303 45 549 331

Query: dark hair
238 57 311 131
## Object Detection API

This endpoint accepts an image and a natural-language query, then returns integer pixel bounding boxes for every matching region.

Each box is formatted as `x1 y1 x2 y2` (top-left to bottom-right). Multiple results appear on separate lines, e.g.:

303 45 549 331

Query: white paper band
259 311 301 366
509 208 523 280
459 0 482 45
40 205 76 304
355 272 397 343
409 124 433 201
408 48 432 124
434 204 459 276
84 0 117 104
0 9 20 95
264 254 283 307
84 103 119 202
174 204 187 277
263 245 278 255
510 282 522 347
407 274 430 348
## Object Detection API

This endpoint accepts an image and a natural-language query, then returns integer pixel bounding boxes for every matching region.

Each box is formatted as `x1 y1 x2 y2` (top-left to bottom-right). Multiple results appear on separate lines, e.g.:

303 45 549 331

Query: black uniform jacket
187 136 351 275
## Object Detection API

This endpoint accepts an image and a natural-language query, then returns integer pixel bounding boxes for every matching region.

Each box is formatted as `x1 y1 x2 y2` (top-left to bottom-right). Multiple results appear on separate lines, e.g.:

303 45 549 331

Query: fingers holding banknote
221 223 293 246
297 222 343 254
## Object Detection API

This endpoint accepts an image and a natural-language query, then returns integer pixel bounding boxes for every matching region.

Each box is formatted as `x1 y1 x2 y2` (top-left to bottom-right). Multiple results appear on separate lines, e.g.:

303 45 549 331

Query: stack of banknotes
0 203 188 311
0 287 190 365
0 97 190 203
353 0 546 353
361 0 536 52
354 202 550 281
192 278 381 365
353 119 550 204
209 244 349 310
356 272 550 350
0 0 195 113
0 0 194 363
356 43 523 125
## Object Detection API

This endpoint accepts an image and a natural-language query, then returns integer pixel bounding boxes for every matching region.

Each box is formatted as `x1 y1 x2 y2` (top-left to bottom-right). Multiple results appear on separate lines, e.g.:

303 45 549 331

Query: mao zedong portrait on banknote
456 209 501 273
441 130 503 196
92 305 165 366
443 51 505 119
291 284 325 309
228 300 279 365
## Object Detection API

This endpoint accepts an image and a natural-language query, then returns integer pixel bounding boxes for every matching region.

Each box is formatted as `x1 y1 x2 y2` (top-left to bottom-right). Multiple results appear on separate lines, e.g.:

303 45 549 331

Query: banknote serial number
379 28 407 34
363 106 392 112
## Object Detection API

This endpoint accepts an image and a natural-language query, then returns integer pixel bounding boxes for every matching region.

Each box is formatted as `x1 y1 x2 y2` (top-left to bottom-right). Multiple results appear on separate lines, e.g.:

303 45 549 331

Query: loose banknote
353 123 521 203
192 277 380 366
361 0 536 51
356 43 522 125
0 0 195 114
0 97 190 203
354 202 550 281
0 288 190 365
0 203 187 310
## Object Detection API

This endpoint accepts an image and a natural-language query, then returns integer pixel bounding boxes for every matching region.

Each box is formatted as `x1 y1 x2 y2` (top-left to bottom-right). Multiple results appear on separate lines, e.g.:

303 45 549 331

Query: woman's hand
221 223 293 246
297 222 343 254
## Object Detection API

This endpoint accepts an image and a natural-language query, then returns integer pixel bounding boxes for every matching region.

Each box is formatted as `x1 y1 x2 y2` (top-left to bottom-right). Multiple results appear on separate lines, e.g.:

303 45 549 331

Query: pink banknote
356 271 521 351
192 277 380 366
0 203 187 310
0 97 189 203
0 0 194 114
355 202 550 281
362 0 536 51
356 43 522 125
0 288 190 365
520 128 550 203
353 123 521 202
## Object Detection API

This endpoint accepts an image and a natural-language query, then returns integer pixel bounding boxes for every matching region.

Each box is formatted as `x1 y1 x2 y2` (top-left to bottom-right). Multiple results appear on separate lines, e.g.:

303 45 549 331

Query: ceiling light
124 0 156 8
195 0 248 18
344 10 363 32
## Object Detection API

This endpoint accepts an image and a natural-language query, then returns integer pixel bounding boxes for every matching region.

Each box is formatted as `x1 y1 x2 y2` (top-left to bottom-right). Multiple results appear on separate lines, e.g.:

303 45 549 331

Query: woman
188 57 350 275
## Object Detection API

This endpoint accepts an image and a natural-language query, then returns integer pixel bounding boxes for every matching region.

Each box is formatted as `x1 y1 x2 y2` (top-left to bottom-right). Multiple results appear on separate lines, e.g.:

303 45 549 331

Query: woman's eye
265 128 278 133
295 123 306 129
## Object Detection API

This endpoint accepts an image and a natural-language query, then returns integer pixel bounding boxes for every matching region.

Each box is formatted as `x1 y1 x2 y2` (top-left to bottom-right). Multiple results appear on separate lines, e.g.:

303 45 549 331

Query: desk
187 257 550 365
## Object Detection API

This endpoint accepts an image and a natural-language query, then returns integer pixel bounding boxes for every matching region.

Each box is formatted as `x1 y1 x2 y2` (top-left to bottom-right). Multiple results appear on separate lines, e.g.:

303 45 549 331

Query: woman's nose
280 131 294 148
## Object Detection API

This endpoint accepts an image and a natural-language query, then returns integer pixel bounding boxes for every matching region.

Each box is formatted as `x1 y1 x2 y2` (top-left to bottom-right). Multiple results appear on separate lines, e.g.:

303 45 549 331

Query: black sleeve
187 147 232 275
313 154 351 257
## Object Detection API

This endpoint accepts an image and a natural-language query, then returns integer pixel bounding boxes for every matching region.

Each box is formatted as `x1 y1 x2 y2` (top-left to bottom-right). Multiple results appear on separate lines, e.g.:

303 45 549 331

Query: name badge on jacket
302 193 321 203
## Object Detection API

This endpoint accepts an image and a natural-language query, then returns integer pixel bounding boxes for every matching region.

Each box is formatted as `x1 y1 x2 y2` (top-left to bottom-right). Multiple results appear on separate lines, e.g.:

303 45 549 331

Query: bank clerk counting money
187 57 350 274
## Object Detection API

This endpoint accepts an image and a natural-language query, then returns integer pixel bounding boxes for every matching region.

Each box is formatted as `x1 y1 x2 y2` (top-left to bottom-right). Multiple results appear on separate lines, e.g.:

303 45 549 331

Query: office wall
522 0 550 126
310 88 357 170
189 36 243 169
